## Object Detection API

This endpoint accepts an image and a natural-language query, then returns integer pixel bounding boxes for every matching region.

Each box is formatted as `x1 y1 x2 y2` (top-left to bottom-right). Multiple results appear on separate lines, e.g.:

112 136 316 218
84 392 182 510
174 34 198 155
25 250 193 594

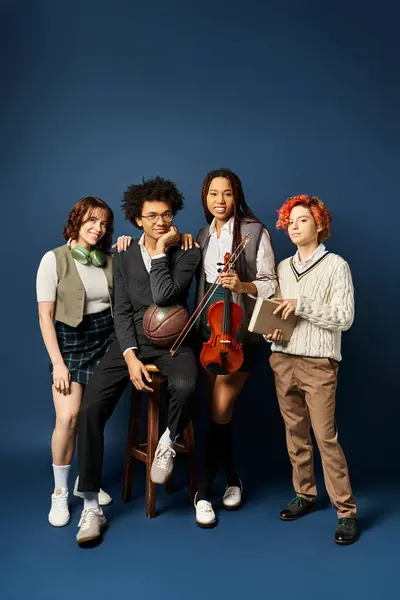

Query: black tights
197 421 240 501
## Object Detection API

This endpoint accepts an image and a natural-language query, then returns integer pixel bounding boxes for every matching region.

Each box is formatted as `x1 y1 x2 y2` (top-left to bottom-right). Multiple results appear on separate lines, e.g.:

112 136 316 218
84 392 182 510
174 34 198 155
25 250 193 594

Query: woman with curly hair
192 169 277 528
36 196 128 527
267 194 358 545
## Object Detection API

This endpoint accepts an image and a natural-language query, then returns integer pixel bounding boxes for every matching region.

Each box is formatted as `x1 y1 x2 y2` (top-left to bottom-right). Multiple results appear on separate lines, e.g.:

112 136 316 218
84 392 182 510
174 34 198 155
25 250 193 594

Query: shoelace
156 445 176 470
338 518 351 527
52 494 68 511
197 500 213 513
224 486 240 497
79 509 100 530
288 496 303 507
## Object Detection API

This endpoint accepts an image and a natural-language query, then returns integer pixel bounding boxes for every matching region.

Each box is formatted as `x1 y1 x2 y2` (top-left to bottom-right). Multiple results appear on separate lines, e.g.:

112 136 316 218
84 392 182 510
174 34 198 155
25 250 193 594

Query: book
248 298 297 341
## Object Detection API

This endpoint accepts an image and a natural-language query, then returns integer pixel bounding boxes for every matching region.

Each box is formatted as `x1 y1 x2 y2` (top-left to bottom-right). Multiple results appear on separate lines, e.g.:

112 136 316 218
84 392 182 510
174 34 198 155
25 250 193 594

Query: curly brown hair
63 196 114 251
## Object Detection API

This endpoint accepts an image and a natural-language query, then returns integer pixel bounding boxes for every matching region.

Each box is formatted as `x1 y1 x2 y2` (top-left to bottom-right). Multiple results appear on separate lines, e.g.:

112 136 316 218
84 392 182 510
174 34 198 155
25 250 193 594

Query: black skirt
53 309 114 385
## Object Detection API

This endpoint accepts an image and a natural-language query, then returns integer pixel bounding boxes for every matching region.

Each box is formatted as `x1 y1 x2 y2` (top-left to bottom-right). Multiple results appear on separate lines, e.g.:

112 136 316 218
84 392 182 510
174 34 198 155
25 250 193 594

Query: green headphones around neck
70 245 106 267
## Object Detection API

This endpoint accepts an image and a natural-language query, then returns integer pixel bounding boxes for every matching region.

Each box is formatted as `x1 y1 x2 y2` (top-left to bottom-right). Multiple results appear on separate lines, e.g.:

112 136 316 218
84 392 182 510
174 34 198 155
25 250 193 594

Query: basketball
143 304 190 348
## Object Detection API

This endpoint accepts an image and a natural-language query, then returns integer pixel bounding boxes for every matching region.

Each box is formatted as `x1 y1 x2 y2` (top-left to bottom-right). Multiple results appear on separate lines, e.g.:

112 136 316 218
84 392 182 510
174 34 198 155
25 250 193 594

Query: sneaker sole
196 519 217 529
48 515 71 527
222 502 242 511
150 471 173 485
98 498 113 507
334 536 357 546
279 504 317 521
77 523 107 546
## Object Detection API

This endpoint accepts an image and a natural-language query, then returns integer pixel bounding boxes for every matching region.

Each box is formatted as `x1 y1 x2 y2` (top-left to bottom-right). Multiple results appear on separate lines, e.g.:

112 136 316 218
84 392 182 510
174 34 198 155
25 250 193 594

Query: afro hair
122 176 184 228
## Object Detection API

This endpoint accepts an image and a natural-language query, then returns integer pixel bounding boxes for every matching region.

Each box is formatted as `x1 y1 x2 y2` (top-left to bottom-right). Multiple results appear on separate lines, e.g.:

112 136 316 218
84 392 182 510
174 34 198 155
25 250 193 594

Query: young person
267 194 357 545
76 176 201 545
36 196 125 527
193 168 277 527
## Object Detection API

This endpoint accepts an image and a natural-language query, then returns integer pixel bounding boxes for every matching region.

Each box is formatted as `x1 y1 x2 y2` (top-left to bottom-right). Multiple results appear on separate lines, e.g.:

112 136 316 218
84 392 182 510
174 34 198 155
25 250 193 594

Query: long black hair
201 168 263 281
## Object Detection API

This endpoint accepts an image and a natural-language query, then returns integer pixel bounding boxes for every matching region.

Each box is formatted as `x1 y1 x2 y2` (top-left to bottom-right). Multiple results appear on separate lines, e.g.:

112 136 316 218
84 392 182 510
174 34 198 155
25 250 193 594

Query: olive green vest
52 244 113 327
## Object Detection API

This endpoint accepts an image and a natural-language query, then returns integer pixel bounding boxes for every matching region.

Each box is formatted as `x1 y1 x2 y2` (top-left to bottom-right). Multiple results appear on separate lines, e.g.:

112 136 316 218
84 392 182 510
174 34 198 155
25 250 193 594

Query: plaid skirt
53 308 114 385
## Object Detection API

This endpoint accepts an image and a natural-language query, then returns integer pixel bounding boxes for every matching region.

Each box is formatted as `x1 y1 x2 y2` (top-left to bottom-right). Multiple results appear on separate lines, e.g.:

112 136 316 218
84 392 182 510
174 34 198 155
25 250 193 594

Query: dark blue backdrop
1 1 399 597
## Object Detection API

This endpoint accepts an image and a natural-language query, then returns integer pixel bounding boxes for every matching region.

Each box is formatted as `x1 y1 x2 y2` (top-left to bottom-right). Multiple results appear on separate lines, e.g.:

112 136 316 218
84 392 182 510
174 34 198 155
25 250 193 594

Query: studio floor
2 450 397 600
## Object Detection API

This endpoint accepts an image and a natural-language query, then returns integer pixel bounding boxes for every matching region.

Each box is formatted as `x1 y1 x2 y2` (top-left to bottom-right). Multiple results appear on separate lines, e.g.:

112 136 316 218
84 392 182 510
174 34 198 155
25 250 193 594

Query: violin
200 252 244 375
169 235 250 367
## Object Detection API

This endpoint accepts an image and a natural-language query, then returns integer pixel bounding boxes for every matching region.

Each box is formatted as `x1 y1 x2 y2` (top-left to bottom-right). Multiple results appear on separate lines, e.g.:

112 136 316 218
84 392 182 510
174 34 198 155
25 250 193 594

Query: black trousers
77 336 197 492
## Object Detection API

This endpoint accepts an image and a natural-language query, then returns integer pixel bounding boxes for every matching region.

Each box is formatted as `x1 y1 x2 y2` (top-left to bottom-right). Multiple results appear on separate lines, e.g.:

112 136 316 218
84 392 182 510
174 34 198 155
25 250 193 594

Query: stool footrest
123 385 197 517
132 447 147 462
131 442 188 461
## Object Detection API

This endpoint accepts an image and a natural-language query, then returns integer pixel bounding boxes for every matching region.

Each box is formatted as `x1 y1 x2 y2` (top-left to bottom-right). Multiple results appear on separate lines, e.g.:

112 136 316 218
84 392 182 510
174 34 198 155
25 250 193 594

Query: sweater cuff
295 294 308 317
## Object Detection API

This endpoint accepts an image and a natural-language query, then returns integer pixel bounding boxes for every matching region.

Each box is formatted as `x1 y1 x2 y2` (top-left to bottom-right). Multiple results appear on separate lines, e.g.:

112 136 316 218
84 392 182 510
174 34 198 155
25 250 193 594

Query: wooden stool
122 364 197 518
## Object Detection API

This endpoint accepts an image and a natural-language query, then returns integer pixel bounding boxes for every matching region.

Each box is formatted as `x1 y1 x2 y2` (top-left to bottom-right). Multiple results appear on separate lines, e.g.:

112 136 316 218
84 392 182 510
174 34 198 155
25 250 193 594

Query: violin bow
170 234 250 356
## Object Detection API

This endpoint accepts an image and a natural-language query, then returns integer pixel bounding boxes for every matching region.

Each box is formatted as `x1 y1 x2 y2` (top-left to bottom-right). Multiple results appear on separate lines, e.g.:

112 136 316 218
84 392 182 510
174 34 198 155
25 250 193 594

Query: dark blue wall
1 0 398 480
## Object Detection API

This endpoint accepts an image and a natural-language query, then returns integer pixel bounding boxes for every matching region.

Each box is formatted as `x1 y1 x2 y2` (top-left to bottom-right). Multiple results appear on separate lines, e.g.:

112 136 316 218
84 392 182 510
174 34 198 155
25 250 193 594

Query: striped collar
290 249 330 281
293 243 326 272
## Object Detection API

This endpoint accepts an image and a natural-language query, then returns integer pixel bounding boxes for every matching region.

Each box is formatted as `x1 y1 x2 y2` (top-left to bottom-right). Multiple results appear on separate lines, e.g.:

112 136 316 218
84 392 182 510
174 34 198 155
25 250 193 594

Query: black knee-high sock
198 421 240 501
219 421 240 488
197 422 223 501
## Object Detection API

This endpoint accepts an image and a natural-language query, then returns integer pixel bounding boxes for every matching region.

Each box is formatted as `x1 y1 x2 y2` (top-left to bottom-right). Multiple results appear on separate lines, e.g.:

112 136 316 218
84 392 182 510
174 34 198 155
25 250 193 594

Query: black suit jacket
113 240 201 354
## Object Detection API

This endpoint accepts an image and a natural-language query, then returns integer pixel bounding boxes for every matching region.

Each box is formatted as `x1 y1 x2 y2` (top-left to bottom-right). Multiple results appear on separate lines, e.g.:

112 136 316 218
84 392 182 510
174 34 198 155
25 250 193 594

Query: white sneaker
76 508 107 545
194 492 216 528
73 477 113 506
150 442 176 484
48 489 70 527
222 480 243 510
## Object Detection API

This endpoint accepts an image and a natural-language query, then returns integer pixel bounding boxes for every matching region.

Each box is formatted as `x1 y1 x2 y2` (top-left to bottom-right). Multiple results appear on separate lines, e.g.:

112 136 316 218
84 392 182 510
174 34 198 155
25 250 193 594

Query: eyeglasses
141 211 173 224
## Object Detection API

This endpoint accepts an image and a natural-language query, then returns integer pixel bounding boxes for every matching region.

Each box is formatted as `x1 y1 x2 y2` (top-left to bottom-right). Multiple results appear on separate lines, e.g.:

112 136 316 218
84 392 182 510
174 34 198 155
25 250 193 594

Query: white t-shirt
36 248 111 315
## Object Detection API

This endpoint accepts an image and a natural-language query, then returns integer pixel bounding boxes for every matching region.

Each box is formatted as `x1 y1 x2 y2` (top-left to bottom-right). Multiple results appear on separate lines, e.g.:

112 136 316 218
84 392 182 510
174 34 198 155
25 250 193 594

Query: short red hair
276 195 332 242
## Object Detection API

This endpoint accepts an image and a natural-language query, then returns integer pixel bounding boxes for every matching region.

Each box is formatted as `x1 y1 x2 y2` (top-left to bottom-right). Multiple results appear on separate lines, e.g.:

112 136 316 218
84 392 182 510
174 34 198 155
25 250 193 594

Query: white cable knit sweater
271 253 354 361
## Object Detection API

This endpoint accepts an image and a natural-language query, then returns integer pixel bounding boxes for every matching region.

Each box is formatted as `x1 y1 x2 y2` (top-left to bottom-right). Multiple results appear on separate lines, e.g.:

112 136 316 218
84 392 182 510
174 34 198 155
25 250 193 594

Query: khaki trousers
269 352 356 518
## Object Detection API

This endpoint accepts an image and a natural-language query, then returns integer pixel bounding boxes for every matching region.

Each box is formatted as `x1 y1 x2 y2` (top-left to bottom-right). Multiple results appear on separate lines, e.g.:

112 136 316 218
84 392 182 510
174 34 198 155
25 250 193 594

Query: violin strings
170 234 249 356
170 237 248 355
170 245 242 356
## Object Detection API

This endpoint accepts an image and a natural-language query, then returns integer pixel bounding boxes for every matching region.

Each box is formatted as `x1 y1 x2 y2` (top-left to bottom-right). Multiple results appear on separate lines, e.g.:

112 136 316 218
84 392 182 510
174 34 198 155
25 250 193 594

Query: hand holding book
248 297 297 342
265 328 283 342
271 298 298 321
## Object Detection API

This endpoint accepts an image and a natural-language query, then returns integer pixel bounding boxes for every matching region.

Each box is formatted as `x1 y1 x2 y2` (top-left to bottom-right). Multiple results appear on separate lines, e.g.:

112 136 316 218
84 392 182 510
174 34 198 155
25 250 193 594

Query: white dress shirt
123 235 166 356
138 234 166 271
292 243 327 274
204 217 276 299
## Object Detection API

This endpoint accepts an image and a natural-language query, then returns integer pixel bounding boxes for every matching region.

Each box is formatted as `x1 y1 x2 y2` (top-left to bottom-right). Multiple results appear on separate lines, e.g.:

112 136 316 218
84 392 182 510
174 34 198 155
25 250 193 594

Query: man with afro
76 176 201 545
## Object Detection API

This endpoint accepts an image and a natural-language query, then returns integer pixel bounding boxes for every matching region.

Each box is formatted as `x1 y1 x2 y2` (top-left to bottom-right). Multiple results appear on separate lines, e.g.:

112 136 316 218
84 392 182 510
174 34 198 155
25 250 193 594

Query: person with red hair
266 195 358 545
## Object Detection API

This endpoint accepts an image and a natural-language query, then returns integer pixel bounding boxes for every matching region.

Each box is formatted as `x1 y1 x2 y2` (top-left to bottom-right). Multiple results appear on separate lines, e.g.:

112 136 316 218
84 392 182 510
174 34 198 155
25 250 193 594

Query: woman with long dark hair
193 169 277 527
